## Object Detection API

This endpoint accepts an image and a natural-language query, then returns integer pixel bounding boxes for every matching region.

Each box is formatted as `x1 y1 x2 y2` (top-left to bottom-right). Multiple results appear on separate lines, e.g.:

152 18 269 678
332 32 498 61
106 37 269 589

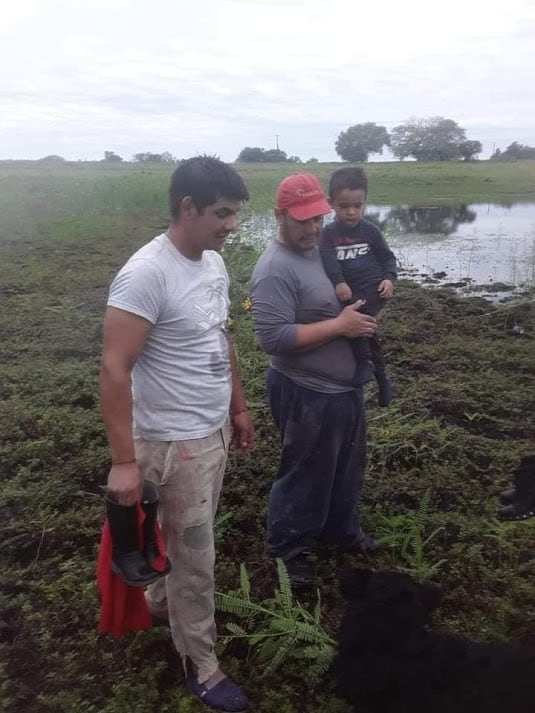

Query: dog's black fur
333 569 535 713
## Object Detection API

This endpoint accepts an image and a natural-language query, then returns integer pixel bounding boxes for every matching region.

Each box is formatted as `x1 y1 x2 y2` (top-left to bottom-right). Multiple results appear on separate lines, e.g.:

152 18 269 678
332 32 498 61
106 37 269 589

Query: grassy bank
0 167 534 712
1 159 535 235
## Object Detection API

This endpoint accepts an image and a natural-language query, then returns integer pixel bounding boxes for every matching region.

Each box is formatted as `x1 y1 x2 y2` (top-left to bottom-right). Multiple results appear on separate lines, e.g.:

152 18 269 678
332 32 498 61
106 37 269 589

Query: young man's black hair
169 155 249 219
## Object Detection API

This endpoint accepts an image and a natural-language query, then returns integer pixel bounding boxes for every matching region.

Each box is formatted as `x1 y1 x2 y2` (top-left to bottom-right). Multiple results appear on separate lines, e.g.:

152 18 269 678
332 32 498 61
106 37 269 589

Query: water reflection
379 205 477 235
237 202 535 302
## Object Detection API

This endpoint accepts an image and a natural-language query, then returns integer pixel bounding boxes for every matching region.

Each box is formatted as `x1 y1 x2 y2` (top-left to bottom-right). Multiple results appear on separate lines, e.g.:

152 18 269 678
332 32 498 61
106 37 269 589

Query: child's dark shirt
319 219 397 312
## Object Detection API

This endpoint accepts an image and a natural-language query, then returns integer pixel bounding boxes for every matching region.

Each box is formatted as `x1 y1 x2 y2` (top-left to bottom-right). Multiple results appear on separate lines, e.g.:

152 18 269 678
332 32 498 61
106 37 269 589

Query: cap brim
286 198 332 221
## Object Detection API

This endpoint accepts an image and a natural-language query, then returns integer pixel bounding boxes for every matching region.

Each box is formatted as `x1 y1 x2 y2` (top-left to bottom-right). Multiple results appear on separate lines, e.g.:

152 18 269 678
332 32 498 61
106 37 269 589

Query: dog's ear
338 568 372 599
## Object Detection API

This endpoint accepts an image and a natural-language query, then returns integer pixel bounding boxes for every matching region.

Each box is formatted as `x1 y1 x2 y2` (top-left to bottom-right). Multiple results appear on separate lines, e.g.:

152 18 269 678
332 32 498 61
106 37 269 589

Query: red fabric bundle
96 503 167 637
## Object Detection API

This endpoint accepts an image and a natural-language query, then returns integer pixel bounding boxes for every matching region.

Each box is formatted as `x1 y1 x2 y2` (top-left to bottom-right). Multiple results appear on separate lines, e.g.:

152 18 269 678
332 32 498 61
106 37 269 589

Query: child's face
331 189 366 228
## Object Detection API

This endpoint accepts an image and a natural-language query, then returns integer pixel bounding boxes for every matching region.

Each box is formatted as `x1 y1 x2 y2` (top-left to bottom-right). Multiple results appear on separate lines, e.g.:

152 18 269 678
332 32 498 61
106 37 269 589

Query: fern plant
377 492 447 581
215 560 335 679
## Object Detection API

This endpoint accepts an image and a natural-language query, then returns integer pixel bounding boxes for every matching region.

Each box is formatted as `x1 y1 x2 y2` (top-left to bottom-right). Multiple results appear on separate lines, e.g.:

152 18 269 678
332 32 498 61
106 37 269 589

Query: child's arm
369 225 397 298
319 227 352 302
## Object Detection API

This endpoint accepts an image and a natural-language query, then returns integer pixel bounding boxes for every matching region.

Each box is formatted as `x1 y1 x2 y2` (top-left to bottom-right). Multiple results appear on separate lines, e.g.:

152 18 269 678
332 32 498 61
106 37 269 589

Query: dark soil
1 233 534 713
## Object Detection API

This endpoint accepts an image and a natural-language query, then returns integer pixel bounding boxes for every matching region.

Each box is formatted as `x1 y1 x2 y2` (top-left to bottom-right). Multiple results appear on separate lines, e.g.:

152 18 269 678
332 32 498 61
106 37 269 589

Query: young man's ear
180 196 198 219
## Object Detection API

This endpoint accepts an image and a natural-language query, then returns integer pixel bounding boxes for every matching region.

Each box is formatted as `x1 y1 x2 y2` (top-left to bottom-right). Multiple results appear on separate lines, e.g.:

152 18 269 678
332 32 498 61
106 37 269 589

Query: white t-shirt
107 233 231 441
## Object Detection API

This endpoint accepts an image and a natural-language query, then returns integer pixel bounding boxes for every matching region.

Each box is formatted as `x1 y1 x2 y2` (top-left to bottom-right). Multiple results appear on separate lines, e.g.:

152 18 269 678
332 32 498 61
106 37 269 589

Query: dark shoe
376 373 392 407
105 493 163 587
340 529 380 555
185 675 249 712
141 480 171 575
284 553 314 587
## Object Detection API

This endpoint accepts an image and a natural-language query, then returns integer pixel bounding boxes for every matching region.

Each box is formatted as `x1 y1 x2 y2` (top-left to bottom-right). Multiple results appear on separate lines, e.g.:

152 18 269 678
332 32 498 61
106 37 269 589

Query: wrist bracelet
112 460 136 466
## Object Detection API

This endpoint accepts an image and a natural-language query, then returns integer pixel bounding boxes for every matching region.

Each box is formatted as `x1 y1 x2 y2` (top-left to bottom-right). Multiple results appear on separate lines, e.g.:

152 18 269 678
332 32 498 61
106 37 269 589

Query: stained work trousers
135 421 229 683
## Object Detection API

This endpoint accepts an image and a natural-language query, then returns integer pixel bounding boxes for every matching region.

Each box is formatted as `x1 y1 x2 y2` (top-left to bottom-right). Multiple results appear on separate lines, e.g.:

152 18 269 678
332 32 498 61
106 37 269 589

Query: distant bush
37 154 66 163
491 142 535 160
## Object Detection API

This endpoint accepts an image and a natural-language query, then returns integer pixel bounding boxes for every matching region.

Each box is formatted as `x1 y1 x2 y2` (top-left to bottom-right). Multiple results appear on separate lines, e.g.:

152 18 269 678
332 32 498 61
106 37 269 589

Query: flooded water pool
237 202 535 302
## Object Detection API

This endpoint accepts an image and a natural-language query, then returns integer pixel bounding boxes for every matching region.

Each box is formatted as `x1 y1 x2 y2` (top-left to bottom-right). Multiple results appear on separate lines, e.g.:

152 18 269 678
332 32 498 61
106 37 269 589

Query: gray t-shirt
107 234 231 440
250 240 358 393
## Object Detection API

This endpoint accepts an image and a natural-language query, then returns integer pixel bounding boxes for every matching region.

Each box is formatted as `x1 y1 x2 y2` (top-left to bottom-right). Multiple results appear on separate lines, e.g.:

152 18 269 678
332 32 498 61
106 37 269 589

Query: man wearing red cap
250 173 378 586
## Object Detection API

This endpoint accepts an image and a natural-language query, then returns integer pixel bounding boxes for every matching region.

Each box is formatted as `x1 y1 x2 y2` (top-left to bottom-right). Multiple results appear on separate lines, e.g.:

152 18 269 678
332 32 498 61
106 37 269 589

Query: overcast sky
1 0 534 162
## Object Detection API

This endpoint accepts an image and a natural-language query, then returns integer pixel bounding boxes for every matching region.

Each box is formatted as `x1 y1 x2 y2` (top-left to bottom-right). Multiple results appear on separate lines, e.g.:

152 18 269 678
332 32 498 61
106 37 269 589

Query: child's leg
368 333 392 406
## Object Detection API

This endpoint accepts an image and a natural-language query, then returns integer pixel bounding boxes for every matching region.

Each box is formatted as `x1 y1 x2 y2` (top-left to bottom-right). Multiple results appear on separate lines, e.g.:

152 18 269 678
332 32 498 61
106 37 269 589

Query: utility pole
275 134 280 150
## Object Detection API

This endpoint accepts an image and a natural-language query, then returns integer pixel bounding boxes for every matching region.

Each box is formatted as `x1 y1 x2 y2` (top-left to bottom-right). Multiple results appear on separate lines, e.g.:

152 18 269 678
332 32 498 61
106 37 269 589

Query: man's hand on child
378 279 394 299
335 282 353 303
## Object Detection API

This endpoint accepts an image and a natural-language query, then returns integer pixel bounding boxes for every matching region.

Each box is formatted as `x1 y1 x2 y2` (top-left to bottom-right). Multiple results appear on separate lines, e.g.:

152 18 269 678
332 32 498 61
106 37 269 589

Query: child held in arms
319 167 397 406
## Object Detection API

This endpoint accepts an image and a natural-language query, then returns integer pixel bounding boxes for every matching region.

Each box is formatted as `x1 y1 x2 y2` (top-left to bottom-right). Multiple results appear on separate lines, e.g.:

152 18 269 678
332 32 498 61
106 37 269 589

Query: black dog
333 569 534 713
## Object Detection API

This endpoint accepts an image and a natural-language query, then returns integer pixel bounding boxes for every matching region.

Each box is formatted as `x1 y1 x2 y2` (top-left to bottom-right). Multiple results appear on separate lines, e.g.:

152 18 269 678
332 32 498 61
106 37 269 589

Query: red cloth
96 503 167 637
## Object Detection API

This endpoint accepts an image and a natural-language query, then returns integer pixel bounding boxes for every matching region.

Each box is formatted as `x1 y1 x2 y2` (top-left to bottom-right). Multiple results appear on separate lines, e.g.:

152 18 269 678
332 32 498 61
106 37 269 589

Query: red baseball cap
276 173 331 221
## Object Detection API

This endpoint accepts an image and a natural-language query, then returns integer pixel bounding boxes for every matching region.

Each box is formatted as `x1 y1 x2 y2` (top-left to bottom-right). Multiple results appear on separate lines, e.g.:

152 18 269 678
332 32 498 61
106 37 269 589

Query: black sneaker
284 553 314 587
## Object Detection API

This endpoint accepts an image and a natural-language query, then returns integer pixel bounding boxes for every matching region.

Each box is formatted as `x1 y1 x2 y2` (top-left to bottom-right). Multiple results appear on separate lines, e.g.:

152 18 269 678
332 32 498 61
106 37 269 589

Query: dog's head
339 568 441 622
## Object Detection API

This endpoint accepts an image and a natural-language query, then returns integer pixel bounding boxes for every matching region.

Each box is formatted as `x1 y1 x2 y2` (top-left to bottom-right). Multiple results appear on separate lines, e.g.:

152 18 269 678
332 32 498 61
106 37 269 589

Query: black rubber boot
498 454 535 520
105 493 163 587
141 481 171 575
376 372 392 407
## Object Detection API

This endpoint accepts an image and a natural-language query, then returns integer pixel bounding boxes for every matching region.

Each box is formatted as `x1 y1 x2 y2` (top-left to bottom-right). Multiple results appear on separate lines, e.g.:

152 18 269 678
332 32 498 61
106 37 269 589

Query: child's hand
335 282 353 303
378 279 394 299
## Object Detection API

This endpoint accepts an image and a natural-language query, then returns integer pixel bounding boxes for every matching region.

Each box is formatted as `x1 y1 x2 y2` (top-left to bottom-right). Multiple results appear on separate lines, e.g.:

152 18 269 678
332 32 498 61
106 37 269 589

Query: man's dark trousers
266 368 367 561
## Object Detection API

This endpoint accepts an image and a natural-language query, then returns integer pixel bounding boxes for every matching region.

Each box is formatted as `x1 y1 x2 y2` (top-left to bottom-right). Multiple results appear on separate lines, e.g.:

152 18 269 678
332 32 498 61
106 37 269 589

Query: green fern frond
239 562 251 600
275 558 293 613
215 593 263 617
224 622 248 637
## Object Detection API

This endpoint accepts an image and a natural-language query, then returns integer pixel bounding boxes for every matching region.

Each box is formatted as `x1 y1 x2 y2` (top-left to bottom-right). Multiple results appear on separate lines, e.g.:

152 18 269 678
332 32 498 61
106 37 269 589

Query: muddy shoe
284 553 314 587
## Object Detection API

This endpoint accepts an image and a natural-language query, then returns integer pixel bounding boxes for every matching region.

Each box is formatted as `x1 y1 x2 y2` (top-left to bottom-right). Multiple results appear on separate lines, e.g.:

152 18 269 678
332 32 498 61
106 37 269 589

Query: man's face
276 209 325 253
331 188 366 228
188 197 241 253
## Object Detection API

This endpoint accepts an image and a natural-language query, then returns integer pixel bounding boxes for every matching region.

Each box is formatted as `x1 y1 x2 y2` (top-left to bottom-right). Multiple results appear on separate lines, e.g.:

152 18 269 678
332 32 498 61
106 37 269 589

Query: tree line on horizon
31 122 535 166
236 117 535 165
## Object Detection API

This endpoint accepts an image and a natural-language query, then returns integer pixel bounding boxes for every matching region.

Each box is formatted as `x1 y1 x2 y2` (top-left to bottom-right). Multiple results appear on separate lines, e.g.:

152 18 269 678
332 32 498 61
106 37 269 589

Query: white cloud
0 0 534 160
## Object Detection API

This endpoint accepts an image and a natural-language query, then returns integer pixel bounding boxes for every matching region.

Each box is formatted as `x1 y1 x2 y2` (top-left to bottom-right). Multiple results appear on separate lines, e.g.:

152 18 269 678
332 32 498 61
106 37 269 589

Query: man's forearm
99 365 136 463
226 334 248 414
294 318 343 351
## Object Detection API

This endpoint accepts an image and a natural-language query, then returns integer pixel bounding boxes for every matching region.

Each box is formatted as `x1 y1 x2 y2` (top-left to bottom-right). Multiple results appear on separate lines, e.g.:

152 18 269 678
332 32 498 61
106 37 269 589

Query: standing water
237 203 535 302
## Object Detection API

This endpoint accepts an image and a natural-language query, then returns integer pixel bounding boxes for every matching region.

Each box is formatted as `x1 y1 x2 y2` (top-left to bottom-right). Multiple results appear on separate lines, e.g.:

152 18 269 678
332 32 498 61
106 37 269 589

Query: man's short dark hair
328 167 368 200
169 155 249 219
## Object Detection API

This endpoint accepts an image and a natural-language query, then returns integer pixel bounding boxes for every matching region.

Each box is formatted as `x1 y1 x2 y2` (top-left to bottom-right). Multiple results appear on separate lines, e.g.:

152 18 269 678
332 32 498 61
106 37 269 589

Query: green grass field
1 159 535 239
1 160 534 713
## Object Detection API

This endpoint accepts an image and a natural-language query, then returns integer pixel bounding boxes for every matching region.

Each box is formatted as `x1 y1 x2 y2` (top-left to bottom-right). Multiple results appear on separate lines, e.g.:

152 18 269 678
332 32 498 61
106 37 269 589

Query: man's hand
107 462 141 506
378 279 394 299
230 411 255 454
335 282 353 303
336 301 377 339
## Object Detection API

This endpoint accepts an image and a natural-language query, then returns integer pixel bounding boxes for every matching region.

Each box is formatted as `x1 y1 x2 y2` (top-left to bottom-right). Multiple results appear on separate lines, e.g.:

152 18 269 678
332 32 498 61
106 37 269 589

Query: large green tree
335 123 390 162
236 146 266 162
236 147 296 163
458 140 482 161
390 117 468 161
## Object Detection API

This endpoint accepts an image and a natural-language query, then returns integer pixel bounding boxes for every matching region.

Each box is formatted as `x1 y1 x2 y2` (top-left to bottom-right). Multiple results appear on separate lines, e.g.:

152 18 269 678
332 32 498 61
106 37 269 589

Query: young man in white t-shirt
100 156 253 712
